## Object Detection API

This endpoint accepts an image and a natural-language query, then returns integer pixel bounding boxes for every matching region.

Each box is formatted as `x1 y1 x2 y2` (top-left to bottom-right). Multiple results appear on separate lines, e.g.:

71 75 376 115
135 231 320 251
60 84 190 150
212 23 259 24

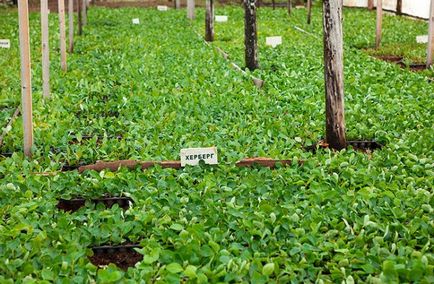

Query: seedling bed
236 157 302 169
306 140 383 153
57 196 133 212
77 160 182 173
68 134 123 144
89 243 142 270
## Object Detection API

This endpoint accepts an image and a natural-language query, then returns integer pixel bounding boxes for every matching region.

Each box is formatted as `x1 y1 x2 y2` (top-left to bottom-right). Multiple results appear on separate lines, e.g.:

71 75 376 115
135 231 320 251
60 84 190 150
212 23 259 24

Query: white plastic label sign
215 15 228 22
416 35 428 44
0 40 10 49
180 147 218 167
266 36 282 48
157 5 168 11
132 18 140 24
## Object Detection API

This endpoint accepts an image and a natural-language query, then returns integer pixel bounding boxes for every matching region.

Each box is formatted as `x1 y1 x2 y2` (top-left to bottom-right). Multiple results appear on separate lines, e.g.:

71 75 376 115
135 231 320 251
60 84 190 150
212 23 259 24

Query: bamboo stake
41 0 50 99
428 0 434 67
58 0 67 71
322 0 346 150
68 0 74 53
376 0 382 49
18 0 33 157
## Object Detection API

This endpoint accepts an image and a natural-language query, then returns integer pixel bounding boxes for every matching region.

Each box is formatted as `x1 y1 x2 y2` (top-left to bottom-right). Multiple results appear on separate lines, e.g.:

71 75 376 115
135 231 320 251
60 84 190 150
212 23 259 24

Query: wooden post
82 0 87 26
428 0 434 67
287 0 291 15
18 0 33 157
187 0 195 19
368 0 373 10
272 0 275 10
175 0 181 9
244 0 259 71
41 0 50 99
376 0 382 49
322 0 346 150
396 0 402 15
205 0 214 41
68 0 74 53
58 0 67 71
307 0 312 24
77 0 83 35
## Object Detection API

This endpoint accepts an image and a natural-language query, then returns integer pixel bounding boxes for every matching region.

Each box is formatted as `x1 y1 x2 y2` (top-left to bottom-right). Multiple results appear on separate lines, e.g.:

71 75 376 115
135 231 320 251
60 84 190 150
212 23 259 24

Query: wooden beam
307 0 312 24
68 0 74 53
17 0 33 157
41 0 50 99
376 0 382 49
58 0 67 71
205 0 214 41
244 0 259 71
322 0 346 150
428 0 434 67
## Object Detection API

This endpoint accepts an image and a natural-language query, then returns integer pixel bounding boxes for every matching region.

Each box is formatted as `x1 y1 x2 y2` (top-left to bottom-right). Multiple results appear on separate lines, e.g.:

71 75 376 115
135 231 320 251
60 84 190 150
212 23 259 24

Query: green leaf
166 263 183 274
97 268 123 283
262 263 275 276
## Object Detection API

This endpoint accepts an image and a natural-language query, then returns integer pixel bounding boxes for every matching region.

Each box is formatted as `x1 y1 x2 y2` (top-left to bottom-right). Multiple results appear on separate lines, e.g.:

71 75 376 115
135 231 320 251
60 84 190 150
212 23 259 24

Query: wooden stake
287 0 291 15
428 0 434 67
396 0 402 16
175 0 181 9
17 0 33 157
82 0 87 26
322 0 346 150
205 0 214 42
376 0 382 49
272 0 275 10
244 0 259 71
41 0 50 99
187 0 195 20
307 0 312 24
77 0 83 35
58 0 67 71
68 0 74 53
368 0 374 10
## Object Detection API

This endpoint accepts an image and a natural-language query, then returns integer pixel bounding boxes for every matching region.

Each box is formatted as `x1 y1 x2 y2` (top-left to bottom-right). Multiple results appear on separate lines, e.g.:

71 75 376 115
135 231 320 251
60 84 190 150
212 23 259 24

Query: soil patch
89 244 143 270
57 196 133 212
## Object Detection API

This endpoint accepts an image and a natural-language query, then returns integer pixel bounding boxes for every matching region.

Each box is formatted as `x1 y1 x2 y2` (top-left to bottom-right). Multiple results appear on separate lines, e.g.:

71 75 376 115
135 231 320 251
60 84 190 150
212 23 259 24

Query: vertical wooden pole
376 0 382 49
18 0 33 157
244 0 259 71
322 0 346 150
427 0 434 67
368 0 373 10
187 0 195 19
82 0 87 26
59 0 67 71
77 0 83 35
307 0 312 24
287 0 291 15
175 0 181 9
272 0 275 10
41 0 50 99
396 0 402 15
68 0 74 53
205 0 214 42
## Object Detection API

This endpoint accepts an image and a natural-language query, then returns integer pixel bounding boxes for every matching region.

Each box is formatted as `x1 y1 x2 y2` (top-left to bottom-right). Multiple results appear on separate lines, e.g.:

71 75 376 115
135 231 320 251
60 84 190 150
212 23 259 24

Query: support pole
396 0 402 16
41 0 50 99
68 0 74 53
376 0 382 49
82 0 87 25
187 0 195 19
428 0 434 67
78 0 83 35
287 0 291 15
244 0 259 71
368 0 373 10
322 0 346 150
307 0 312 24
272 0 275 10
58 0 67 71
205 0 214 42
18 0 33 157
175 0 181 9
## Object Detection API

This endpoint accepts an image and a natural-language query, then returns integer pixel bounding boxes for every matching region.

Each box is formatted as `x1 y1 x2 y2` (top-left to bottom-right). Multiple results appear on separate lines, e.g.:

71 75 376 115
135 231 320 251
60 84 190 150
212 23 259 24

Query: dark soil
306 140 383 153
57 196 133 212
373 54 403 63
89 244 143 270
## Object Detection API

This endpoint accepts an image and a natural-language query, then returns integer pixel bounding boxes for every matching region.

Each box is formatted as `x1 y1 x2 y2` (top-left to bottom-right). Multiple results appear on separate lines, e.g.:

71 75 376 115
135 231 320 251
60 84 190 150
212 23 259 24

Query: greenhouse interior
0 0 433 282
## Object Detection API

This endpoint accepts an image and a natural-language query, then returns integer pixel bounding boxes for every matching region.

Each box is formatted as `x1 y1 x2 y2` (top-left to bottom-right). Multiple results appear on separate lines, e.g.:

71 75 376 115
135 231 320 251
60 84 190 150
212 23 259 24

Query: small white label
132 18 140 24
266 36 282 48
215 15 228 22
295 5 305 9
0 39 10 49
180 147 218 167
157 5 168 11
416 35 428 44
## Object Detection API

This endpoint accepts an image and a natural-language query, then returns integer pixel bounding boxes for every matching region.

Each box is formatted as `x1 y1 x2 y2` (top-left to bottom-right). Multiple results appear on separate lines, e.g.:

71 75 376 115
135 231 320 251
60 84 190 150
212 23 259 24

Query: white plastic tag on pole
180 147 218 167
416 35 428 44
215 15 228 22
132 18 140 24
157 5 168 11
0 39 10 49
266 36 282 48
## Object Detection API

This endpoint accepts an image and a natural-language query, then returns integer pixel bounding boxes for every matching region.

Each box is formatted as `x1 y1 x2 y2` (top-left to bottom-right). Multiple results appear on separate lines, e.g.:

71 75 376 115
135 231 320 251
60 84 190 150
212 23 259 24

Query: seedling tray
57 196 133 212
89 243 142 270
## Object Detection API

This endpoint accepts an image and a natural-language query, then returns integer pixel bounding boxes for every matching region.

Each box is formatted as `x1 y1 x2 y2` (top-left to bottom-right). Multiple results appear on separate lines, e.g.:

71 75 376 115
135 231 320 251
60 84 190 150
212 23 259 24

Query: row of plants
0 5 432 283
